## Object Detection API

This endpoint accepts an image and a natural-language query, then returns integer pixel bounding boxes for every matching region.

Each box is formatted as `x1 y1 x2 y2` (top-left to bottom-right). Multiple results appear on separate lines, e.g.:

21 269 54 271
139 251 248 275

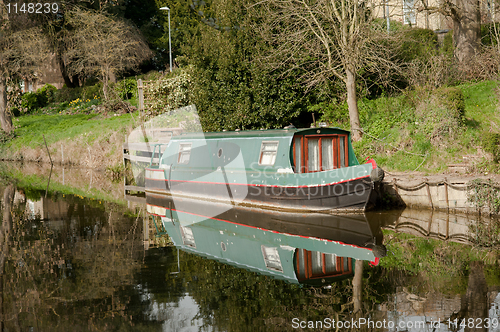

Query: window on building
259 141 279 165
178 143 192 164
403 0 416 25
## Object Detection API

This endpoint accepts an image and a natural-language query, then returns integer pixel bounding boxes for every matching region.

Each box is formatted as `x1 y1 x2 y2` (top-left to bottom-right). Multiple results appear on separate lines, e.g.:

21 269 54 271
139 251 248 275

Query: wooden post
137 79 144 111
143 212 149 250
43 134 53 166
425 178 433 209
446 213 450 240
427 209 433 236
444 177 449 211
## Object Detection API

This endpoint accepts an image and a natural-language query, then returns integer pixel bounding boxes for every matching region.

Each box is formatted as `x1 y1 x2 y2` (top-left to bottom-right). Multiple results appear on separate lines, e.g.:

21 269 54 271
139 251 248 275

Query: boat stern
145 166 169 193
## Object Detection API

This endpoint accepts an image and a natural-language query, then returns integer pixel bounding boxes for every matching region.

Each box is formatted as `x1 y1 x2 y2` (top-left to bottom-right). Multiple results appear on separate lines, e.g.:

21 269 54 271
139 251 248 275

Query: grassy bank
379 229 500 295
0 112 138 169
0 162 128 204
349 80 500 174
1 79 500 173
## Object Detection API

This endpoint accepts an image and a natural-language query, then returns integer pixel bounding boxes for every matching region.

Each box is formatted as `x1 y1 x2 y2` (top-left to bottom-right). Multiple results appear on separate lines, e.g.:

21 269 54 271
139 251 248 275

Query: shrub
399 28 438 63
115 77 137 100
442 30 454 57
37 84 57 105
415 86 465 139
7 79 23 117
81 82 103 100
310 100 349 127
0 128 15 144
433 86 465 124
20 92 41 113
54 86 83 103
481 132 500 162
144 68 192 117
467 178 500 215
19 84 59 113
481 22 500 46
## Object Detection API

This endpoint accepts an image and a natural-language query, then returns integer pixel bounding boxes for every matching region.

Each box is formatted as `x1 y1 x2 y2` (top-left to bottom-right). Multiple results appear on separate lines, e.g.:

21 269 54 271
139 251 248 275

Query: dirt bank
1 128 130 170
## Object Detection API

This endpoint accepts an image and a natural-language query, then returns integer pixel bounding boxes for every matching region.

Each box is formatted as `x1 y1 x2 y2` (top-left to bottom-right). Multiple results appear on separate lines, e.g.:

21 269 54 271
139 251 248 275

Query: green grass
3 79 500 174
348 80 500 173
4 112 136 150
379 229 500 294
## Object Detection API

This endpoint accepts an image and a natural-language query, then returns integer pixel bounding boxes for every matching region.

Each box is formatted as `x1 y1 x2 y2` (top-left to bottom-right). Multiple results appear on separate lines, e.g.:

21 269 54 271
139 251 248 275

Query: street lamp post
160 6 172 72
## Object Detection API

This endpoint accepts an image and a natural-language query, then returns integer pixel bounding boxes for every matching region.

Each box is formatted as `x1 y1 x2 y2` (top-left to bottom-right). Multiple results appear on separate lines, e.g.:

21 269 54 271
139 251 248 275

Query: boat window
311 251 323 275
294 137 302 173
178 143 192 164
180 226 196 248
339 136 345 168
297 248 306 279
324 254 337 274
321 138 333 170
301 134 348 172
307 138 320 172
261 245 283 272
295 249 352 281
259 141 279 165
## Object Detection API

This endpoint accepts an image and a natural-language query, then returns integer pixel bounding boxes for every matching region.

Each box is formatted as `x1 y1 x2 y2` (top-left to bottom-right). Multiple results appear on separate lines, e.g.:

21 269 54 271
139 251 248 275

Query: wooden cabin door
292 135 348 173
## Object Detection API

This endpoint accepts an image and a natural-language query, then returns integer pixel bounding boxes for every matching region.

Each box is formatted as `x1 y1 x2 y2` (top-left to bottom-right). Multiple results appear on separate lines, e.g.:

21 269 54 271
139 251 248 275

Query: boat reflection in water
146 195 395 285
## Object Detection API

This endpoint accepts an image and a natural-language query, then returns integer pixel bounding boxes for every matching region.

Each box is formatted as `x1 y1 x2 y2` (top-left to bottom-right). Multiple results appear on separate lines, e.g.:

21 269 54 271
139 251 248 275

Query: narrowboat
145 127 384 212
146 196 391 285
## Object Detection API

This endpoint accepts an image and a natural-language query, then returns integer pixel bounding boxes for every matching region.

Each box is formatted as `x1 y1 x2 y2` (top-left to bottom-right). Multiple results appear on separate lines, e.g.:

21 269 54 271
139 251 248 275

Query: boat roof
175 127 351 140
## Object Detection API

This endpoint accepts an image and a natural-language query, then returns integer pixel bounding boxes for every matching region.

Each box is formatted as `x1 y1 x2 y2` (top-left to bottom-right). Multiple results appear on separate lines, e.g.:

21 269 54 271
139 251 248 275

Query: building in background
374 0 497 31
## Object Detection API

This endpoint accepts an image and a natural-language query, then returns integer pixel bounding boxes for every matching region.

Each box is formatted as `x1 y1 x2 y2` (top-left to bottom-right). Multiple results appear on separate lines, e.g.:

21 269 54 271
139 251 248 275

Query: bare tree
250 0 395 141
65 8 152 100
0 6 50 133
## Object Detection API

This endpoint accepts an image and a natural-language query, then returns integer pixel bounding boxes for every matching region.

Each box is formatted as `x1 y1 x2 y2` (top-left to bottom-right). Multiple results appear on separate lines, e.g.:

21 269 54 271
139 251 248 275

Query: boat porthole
218 148 223 158
221 241 226 251
317 130 321 134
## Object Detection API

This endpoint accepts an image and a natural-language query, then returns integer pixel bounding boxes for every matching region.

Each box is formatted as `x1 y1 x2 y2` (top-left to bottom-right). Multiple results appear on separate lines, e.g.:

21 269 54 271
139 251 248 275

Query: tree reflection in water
1 179 500 331
0 183 153 331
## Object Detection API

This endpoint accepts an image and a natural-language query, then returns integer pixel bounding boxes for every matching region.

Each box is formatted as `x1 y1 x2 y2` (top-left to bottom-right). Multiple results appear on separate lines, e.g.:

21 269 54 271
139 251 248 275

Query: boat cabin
159 128 360 174
292 129 352 173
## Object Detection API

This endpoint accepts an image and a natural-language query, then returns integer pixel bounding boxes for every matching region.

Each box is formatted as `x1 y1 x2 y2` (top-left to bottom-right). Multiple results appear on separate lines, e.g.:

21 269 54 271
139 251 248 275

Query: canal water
1 163 500 331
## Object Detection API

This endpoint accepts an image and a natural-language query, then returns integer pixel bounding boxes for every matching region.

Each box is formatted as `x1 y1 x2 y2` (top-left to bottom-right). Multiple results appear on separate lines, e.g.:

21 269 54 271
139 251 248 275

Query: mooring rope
391 179 468 191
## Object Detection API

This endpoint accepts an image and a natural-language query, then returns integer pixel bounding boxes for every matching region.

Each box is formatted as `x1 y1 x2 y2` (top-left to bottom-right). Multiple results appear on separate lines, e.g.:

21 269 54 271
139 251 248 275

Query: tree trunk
56 49 78 88
0 76 12 134
451 261 489 331
453 0 480 63
0 184 16 331
103 76 108 101
71 75 80 87
346 67 362 141
463 261 488 332
352 259 363 315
